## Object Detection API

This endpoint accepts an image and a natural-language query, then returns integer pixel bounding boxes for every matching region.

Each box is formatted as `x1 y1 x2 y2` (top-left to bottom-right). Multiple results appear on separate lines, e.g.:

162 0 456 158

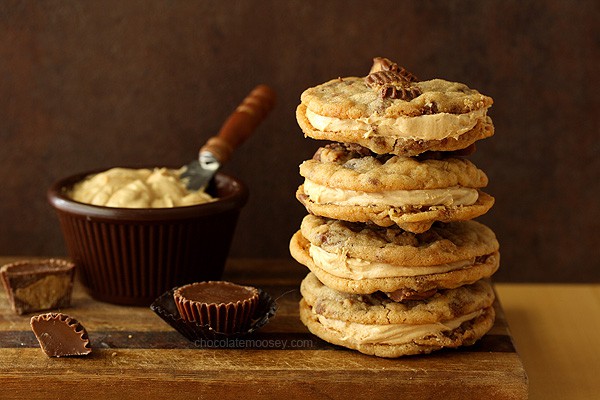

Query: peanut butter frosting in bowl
48 167 248 306
70 167 215 208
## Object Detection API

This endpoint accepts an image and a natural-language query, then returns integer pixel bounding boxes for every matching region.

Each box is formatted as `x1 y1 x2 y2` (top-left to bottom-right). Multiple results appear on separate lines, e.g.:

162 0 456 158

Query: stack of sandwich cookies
290 57 500 357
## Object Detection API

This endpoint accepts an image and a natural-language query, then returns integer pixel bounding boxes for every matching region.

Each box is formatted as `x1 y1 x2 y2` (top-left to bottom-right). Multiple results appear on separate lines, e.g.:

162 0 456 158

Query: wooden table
0 257 597 399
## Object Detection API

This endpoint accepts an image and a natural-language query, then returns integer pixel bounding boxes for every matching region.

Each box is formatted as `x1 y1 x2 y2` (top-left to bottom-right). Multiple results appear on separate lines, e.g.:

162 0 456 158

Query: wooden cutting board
0 258 527 400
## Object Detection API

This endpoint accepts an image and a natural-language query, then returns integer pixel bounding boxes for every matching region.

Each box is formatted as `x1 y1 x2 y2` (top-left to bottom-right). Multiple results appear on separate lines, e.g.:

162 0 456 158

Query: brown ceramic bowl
47 168 248 306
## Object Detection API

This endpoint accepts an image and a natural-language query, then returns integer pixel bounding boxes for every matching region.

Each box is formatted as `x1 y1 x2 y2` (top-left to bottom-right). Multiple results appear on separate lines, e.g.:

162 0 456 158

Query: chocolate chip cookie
290 214 499 295
296 143 494 233
297 58 494 156
299 272 495 357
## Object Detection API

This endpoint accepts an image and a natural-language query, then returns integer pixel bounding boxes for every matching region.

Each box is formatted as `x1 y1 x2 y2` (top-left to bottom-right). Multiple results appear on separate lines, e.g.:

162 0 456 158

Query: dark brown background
1 1 598 282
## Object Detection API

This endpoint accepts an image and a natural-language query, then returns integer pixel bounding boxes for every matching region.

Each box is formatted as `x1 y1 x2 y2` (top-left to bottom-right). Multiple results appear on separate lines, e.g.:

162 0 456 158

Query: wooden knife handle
200 84 276 164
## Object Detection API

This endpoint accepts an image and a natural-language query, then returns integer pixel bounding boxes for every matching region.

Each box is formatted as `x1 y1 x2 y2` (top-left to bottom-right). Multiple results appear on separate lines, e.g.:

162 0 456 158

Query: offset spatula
182 84 276 191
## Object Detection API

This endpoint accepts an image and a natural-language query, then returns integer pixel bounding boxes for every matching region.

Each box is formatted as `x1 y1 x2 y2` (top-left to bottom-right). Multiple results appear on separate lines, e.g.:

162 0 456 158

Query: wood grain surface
0 257 527 400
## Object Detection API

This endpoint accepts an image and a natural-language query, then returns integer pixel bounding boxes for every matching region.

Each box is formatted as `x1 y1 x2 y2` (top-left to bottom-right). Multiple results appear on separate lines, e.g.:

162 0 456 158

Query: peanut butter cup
1 259 75 315
173 281 259 334
30 313 92 357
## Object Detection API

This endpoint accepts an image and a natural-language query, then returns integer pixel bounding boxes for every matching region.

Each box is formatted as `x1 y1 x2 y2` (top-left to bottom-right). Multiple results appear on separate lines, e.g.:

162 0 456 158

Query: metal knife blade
182 84 276 191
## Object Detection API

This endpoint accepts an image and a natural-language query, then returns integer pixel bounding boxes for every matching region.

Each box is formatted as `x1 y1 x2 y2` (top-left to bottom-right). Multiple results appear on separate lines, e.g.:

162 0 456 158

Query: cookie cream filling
309 244 474 279
303 179 479 207
305 107 487 140
315 310 483 345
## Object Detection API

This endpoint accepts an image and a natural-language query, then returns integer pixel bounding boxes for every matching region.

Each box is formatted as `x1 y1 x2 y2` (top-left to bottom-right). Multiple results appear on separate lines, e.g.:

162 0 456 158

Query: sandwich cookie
299 272 495 357
290 214 500 296
296 143 494 233
296 57 494 156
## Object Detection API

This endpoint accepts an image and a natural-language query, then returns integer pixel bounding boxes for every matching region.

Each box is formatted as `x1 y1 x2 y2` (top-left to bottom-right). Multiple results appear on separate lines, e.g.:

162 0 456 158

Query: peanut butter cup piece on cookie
299 272 495 358
174 281 259 334
297 57 494 156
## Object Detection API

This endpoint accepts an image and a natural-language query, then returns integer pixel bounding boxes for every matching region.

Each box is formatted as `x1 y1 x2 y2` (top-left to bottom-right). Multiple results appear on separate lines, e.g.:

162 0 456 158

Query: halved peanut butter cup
30 313 91 357
1 259 75 315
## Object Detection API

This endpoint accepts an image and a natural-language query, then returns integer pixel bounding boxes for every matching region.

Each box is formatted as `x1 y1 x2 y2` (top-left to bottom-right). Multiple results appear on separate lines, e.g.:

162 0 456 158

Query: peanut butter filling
315 310 483 345
308 244 476 279
302 179 479 208
305 107 488 141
